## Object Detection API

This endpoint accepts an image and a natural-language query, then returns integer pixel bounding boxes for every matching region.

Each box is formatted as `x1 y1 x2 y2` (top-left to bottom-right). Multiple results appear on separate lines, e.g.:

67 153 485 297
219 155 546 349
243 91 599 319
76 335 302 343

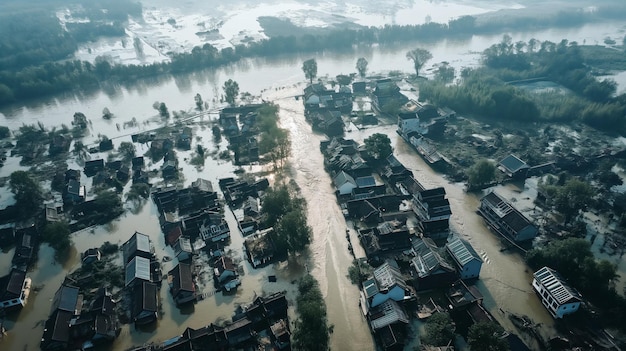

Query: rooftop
125 256 152 287
499 154 530 174
533 266 582 305
446 236 482 267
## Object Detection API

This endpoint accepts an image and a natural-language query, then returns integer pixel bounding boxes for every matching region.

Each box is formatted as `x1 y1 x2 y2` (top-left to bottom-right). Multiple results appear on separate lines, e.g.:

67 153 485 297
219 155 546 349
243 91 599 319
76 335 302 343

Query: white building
532 266 582 318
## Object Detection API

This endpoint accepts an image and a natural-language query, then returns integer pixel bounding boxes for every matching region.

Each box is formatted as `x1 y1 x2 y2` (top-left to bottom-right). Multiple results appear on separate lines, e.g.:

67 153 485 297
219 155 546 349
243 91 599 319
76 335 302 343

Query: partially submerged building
479 192 538 242
446 235 483 280
532 266 582 319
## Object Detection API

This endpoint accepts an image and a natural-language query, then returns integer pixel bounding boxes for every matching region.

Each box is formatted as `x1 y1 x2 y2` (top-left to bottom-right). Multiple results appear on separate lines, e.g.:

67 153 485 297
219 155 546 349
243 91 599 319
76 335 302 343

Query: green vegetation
126 183 150 202
257 104 291 170
423 312 455 346
118 141 136 161
538 176 594 223
467 321 509 351
9 170 43 218
347 259 371 285
420 37 626 135
292 275 330 351
467 159 497 190
42 221 72 254
526 238 626 328
3 6 626 106
364 133 392 161
223 79 239 105
302 58 318 84
260 182 311 255
0 126 10 138
406 48 433 77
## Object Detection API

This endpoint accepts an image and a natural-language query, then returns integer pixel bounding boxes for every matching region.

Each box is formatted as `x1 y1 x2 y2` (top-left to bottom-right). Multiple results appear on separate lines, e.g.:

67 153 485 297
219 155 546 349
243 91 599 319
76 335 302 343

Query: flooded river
1 19 626 351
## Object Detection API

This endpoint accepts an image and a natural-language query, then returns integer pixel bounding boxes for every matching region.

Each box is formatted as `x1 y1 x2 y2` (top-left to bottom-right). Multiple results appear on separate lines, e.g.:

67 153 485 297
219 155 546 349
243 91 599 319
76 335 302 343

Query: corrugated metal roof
446 236 482 266
533 267 582 304
125 256 151 287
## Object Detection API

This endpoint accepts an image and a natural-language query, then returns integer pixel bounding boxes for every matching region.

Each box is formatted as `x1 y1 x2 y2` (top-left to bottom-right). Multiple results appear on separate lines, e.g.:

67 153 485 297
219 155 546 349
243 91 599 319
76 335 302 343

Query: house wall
532 278 580 318
555 302 580 318
459 260 482 280
338 183 357 196
514 225 538 242
400 118 422 135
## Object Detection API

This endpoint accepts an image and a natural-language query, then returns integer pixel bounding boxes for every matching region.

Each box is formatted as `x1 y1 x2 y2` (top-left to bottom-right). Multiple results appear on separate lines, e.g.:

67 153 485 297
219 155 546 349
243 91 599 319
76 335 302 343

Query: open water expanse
1 4 626 350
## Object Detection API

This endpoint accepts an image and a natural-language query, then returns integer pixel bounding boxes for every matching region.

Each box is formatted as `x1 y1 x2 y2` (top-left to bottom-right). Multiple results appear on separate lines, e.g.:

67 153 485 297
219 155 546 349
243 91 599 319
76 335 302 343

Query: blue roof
356 176 376 188
499 154 529 173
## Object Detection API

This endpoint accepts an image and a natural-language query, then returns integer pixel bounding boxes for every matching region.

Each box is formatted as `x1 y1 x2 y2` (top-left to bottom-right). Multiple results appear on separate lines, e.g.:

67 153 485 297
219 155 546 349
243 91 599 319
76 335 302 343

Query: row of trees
423 312 509 350
419 38 626 135
4 5 618 107
292 275 330 350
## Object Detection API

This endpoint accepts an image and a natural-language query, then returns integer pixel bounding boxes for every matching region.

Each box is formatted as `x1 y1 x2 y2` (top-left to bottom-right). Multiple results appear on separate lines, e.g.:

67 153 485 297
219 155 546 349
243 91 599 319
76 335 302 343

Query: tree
274 210 312 254
102 107 113 119
223 79 239 105
435 62 455 84
364 133 392 160
406 48 433 77
467 159 496 189
335 74 352 87
42 221 72 254
423 312 455 346
194 93 203 110
158 102 169 118
293 275 330 351
553 178 594 223
467 322 509 351
118 141 136 160
0 126 10 138
356 57 368 78
261 185 294 228
10 171 43 218
302 58 318 84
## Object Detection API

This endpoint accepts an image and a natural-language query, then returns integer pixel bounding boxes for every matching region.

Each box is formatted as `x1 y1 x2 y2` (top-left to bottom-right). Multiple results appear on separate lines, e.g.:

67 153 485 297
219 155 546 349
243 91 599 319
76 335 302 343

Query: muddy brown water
1 20 626 350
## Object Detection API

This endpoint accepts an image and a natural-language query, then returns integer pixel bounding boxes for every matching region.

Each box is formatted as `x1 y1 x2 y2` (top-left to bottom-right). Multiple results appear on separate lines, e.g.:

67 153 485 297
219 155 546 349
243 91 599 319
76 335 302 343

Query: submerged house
532 266 582 319
133 282 158 325
498 154 530 179
411 238 456 290
360 260 413 314
41 284 83 350
446 235 483 280
478 192 538 242
125 256 152 287
244 229 276 268
168 263 196 305
122 232 154 264
213 256 240 292
0 268 31 310
411 186 452 237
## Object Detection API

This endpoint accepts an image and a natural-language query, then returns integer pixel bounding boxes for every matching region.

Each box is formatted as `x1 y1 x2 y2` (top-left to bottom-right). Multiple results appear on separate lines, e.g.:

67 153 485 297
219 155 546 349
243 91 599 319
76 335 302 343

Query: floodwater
1 14 626 351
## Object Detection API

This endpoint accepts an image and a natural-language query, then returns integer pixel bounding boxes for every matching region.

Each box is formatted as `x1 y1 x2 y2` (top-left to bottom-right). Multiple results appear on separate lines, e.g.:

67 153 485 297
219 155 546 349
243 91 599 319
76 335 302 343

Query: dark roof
499 154 529 174
67 179 81 195
416 104 440 119
419 187 446 199
169 263 195 295
481 192 534 233
51 284 81 314
134 281 158 317
356 176 376 188
214 256 236 275
42 310 73 344
0 269 26 300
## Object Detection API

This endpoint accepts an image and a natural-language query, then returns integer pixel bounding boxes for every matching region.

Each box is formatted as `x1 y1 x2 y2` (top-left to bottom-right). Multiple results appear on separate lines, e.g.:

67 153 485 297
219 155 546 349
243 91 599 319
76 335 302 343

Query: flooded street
1 15 626 350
